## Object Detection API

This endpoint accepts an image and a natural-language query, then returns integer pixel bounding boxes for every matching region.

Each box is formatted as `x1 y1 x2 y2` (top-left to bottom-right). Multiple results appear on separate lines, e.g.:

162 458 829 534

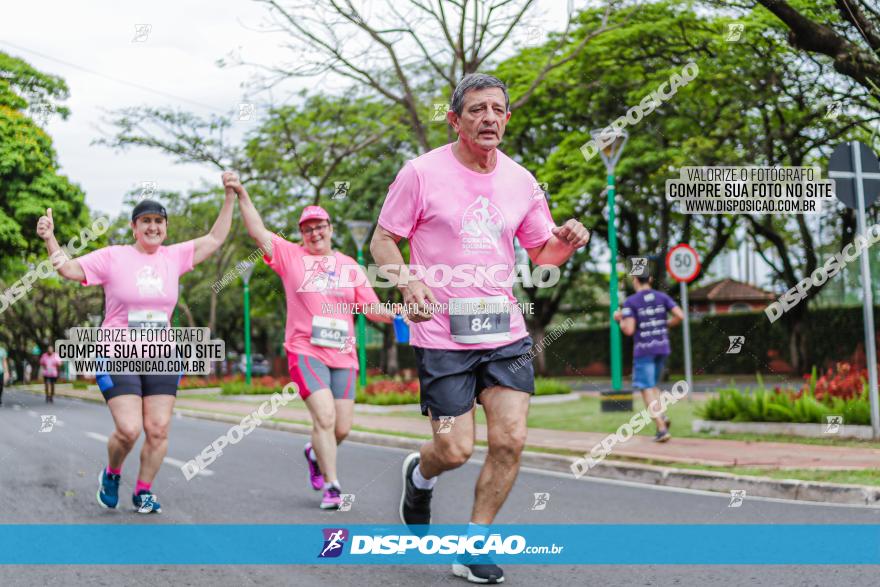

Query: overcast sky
1 0 574 219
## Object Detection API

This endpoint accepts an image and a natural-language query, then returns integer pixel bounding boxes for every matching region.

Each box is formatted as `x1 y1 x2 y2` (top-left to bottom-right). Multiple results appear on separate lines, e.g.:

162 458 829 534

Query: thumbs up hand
37 208 55 241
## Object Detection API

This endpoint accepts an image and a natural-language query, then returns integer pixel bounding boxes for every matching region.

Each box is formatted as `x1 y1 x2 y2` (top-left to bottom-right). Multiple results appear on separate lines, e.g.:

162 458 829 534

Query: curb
692 418 875 440
172 407 880 507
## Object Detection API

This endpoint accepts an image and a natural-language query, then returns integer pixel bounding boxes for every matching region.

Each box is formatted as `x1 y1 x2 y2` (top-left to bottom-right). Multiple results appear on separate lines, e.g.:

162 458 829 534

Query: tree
499 0 876 373
0 51 88 273
98 95 416 374
244 0 627 150
0 52 95 367
755 0 880 103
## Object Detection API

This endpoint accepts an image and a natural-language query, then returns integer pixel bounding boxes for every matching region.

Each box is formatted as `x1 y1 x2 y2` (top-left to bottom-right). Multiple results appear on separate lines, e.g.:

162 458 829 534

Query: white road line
84 431 213 476
163 456 214 476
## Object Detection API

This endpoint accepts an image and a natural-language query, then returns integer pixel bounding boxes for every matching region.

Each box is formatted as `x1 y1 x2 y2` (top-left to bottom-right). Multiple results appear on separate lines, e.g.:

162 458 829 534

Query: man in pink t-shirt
36 183 236 515
39 345 63 403
225 174 395 510
371 73 590 584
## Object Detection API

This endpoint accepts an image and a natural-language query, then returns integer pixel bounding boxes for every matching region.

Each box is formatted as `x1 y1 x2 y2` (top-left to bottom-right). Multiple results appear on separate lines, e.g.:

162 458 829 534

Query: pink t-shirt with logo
40 353 62 378
77 243 195 328
264 235 380 369
378 143 556 350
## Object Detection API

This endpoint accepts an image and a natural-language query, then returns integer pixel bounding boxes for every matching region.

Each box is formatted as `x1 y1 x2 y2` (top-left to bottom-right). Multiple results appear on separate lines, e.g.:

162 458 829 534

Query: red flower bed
800 362 867 400
364 379 419 396
179 374 288 389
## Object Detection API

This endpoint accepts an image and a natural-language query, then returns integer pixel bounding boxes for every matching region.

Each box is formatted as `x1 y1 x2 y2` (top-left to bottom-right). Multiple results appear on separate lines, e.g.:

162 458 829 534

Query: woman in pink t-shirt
39 345 63 403
36 180 236 514
224 173 397 510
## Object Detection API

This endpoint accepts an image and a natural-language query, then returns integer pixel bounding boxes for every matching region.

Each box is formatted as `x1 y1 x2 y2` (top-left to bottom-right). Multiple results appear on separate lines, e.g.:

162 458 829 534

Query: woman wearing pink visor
223 173 396 509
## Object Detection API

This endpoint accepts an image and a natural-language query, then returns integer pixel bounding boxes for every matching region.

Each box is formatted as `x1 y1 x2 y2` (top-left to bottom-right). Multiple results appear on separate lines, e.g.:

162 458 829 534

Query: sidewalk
42 386 880 471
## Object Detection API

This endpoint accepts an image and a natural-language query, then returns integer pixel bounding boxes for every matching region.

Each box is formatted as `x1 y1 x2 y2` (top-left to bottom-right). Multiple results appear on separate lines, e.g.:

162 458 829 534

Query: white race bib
448 296 511 344
310 316 350 349
127 310 169 329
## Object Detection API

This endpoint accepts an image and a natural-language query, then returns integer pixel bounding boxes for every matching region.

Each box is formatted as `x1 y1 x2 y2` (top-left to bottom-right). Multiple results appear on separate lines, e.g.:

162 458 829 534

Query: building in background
688 278 776 316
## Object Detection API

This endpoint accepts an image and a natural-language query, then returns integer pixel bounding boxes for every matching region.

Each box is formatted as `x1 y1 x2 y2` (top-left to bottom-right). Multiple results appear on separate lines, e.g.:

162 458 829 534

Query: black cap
131 199 167 222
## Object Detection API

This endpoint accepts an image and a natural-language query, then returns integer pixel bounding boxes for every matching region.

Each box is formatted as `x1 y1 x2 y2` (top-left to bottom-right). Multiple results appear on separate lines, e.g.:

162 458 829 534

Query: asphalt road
1 388 878 586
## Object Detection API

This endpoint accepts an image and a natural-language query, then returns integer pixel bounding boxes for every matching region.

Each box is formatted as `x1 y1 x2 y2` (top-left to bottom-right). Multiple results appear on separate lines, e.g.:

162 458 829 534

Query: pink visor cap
299 205 331 225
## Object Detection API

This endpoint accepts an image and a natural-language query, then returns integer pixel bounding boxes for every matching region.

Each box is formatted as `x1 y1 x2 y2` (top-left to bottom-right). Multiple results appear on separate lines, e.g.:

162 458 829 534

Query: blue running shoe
133 490 162 514
96 468 120 509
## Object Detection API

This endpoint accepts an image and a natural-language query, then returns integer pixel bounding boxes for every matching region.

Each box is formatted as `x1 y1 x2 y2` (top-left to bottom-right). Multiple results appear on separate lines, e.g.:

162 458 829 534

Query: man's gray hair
450 73 510 115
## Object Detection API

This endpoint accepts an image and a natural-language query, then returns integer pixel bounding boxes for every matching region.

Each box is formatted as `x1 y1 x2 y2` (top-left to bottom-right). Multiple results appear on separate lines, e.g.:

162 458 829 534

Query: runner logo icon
319 528 349 558
531 492 550 510
339 494 355 512
629 257 647 276
824 415 843 434
726 336 744 354
437 416 455 434
299 256 338 292
39 415 57 432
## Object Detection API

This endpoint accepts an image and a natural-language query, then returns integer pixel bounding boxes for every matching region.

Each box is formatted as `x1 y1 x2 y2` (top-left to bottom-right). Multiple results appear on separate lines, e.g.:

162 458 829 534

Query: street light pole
346 220 374 388
607 171 622 391
240 262 256 386
591 128 628 392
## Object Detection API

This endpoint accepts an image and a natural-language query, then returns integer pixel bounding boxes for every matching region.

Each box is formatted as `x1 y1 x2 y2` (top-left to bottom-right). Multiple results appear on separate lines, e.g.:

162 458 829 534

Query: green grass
354 377 571 405
376 394 880 448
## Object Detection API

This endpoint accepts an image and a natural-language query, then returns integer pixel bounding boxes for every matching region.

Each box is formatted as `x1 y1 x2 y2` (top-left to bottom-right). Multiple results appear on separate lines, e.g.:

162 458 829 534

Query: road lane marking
162 456 214 476
84 432 213 476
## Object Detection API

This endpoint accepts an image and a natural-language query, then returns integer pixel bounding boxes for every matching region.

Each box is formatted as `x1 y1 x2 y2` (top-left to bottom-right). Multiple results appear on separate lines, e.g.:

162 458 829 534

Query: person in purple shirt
614 269 684 442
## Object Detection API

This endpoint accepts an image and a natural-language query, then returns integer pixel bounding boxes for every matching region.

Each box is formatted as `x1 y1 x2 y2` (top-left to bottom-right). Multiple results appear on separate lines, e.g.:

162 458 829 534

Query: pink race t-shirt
77 242 195 328
264 234 380 369
378 143 556 350
40 353 62 378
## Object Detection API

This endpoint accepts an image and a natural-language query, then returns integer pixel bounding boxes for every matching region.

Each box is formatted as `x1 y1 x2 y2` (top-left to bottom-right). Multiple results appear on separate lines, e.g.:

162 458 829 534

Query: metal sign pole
851 141 880 439
680 280 693 401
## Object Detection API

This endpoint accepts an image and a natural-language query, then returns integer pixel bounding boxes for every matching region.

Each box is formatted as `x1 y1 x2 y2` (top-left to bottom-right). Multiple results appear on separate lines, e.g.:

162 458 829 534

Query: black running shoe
664 415 671 430
653 429 671 443
400 452 432 525
452 562 505 584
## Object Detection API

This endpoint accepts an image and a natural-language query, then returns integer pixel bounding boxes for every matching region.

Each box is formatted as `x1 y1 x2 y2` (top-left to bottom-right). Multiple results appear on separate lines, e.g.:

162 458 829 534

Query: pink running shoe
320 486 342 510
304 442 324 491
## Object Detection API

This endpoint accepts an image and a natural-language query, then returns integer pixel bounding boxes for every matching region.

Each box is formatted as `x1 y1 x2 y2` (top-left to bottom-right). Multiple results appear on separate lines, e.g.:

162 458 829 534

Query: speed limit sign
666 244 701 283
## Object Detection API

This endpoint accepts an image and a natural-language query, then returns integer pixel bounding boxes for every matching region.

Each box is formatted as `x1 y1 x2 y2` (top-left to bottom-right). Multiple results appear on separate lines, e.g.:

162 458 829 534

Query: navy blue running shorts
413 336 535 420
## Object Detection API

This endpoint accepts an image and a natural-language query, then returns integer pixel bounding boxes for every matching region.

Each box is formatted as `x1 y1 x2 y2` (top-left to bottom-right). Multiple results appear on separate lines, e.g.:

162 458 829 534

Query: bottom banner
0 525 878 564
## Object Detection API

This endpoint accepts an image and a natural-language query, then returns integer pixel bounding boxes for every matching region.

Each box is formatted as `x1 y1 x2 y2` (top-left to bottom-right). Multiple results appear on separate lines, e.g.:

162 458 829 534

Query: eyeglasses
302 223 330 236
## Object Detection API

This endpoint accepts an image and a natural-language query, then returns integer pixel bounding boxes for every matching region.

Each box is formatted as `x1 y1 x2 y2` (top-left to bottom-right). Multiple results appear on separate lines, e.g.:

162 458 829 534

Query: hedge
367 306 878 376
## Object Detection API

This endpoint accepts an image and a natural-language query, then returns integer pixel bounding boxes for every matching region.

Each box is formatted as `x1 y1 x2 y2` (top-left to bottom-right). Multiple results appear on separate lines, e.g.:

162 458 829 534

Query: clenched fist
222 171 244 197
551 219 591 249
36 208 55 241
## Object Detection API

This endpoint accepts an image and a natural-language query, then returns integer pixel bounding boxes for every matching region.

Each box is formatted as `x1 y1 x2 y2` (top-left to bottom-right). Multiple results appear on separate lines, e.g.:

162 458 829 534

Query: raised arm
37 208 86 282
224 172 275 259
191 174 237 266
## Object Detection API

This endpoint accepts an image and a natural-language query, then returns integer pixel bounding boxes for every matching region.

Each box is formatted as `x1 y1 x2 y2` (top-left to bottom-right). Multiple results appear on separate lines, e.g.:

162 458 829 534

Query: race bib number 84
449 296 511 344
